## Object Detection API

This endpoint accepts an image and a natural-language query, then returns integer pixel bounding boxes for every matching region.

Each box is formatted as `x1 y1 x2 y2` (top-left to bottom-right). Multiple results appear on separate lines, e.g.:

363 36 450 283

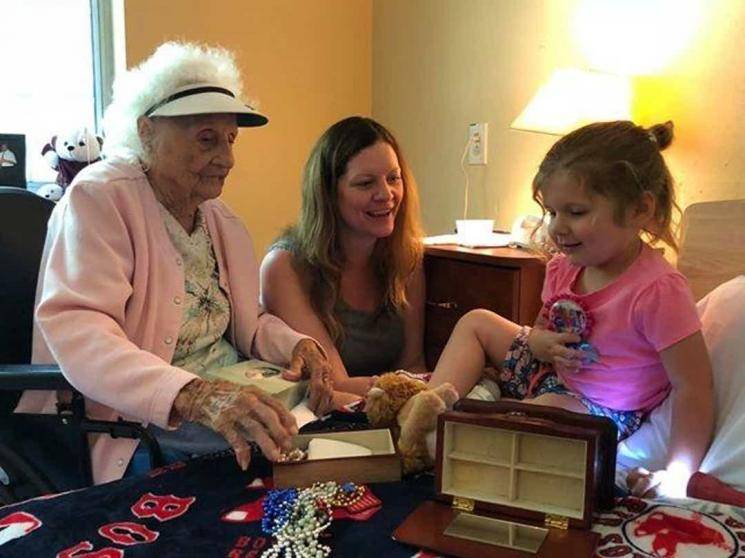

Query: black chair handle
0 364 73 390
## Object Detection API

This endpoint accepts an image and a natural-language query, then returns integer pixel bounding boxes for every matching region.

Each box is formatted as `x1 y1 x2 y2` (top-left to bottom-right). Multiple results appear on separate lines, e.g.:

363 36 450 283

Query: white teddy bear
41 127 103 191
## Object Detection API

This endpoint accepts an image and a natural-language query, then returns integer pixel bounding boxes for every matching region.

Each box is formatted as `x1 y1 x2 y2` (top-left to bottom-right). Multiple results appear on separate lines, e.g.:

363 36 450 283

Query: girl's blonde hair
278 116 423 343
532 120 680 251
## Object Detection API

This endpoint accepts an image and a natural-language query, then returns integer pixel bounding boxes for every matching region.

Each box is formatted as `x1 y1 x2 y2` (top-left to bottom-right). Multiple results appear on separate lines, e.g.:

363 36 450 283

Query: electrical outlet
468 122 488 165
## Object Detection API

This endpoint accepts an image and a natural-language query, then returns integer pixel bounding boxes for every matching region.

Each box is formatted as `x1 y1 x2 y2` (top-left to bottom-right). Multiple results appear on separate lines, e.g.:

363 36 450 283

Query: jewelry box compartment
394 408 616 558
453 398 617 511
273 428 401 488
440 421 588 524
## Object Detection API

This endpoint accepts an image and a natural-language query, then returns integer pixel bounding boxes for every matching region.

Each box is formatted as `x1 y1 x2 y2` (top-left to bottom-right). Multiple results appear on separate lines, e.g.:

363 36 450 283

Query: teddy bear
364 371 459 475
41 127 103 190
35 183 64 203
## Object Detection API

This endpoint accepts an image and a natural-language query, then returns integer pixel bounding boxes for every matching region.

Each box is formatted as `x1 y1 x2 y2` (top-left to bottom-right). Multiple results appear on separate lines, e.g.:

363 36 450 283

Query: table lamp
511 68 632 135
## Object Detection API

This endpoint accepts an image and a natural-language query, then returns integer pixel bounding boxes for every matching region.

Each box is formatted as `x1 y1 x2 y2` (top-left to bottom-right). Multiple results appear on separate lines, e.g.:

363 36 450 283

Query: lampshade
510 68 632 135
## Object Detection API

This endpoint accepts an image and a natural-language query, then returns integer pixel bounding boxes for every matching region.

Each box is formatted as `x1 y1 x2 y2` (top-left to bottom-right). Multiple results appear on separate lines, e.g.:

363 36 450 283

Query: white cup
456 219 494 246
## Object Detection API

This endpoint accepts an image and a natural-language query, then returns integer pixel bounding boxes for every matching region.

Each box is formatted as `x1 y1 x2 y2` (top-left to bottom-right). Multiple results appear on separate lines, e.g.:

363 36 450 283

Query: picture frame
0 133 26 188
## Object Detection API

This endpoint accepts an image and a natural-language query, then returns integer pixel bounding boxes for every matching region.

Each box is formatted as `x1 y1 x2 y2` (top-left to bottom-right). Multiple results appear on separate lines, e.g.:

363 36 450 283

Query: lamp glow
658 461 692 499
572 0 703 75
510 68 632 136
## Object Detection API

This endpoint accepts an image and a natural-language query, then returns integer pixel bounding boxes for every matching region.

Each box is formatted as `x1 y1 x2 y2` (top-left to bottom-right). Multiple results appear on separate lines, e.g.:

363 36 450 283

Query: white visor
144 83 268 127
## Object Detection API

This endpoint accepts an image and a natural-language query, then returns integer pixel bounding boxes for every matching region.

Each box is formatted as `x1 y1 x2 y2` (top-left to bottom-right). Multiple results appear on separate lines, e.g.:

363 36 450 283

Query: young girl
428 120 713 497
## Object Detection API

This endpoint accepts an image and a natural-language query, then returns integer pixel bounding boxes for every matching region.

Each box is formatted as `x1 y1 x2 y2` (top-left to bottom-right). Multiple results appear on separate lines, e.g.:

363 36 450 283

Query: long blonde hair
279 116 423 343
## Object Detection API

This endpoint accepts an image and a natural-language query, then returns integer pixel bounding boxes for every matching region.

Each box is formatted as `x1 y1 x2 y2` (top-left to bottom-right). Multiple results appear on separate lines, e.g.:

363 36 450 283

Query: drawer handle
426 301 459 310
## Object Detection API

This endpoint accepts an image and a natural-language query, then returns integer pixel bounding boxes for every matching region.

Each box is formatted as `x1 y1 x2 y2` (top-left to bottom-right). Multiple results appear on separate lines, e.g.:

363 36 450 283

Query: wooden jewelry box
273 428 401 488
393 402 617 558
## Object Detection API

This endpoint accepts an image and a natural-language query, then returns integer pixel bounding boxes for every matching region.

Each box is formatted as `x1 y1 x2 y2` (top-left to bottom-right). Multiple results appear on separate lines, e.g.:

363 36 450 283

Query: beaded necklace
261 481 364 557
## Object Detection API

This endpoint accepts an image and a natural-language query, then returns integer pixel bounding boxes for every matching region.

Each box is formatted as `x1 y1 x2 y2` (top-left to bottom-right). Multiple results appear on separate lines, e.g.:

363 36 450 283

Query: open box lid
435 409 611 531
453 399 617 511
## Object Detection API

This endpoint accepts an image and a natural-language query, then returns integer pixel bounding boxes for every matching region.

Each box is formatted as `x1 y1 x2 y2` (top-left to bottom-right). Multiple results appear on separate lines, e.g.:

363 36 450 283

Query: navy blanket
0 449 434 557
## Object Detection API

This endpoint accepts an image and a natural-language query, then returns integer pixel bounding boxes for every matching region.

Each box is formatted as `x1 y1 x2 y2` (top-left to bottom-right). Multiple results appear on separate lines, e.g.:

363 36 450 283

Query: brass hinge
545 514 569 530
452 496 475 512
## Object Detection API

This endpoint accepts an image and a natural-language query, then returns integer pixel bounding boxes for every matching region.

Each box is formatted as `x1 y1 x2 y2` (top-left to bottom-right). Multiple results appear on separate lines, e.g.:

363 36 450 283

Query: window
0 0 121 184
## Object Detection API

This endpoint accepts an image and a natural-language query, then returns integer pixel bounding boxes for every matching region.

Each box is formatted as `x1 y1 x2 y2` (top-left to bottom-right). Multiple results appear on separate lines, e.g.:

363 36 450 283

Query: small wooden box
394 402 617 557
273 428 401 488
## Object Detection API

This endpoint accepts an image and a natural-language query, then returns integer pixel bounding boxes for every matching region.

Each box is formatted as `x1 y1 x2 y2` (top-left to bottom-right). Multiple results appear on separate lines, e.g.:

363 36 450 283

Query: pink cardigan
17 158 308 484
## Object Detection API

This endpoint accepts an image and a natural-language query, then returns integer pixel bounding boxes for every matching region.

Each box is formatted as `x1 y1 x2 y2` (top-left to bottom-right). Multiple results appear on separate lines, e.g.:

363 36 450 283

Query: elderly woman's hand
282 338 334 415
171 378 297 470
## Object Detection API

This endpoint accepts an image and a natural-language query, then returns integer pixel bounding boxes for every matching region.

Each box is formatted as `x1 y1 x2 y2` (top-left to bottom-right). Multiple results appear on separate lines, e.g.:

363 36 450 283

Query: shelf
444 460 512 500
514 461 586 480
447 451 511 467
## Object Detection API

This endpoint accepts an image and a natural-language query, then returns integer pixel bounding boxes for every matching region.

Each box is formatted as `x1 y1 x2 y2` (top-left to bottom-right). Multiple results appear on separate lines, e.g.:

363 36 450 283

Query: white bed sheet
616 275 745 489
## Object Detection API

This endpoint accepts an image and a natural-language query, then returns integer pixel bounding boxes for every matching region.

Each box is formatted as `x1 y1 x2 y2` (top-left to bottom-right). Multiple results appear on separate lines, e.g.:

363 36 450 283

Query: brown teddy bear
364 372 458 474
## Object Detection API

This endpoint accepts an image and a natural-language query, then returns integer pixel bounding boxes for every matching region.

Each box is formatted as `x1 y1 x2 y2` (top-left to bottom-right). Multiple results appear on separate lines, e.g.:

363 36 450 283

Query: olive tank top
335 301 404 376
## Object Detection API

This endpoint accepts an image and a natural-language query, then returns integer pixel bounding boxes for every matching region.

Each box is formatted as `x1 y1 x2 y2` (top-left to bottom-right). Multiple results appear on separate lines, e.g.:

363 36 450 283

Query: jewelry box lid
454 399 617 511
434 406 616 531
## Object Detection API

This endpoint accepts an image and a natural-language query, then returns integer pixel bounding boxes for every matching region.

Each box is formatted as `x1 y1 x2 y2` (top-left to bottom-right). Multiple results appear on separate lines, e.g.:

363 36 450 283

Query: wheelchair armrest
0 365 166 476
0 364 73 391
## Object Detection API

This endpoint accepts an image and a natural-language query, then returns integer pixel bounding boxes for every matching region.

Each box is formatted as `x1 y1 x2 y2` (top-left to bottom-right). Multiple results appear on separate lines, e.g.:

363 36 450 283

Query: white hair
102 41 254 165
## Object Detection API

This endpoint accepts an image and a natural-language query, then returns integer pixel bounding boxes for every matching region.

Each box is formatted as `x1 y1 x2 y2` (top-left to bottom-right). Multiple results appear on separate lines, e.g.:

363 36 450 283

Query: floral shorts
498 326 644 440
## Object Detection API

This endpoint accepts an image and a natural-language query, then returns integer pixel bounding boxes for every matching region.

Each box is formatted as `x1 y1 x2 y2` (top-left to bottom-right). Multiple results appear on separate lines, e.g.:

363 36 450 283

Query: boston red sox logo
54 492 196 557
630 509 733 557
0 511 42 547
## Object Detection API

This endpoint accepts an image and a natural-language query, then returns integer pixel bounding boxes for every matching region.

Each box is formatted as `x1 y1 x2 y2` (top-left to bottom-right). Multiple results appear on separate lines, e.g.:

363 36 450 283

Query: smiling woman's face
336 141 404 243
146 113 238 205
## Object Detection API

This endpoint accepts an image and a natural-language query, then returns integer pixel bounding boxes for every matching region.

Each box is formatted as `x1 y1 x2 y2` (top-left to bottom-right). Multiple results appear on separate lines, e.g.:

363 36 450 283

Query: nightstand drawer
426 257 519 316
425 258 519 368
423 246 544 370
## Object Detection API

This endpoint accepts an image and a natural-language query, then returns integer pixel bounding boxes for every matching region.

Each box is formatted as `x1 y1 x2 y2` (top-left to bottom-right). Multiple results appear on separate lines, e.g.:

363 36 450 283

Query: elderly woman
261 117 425 407
16 42 333 484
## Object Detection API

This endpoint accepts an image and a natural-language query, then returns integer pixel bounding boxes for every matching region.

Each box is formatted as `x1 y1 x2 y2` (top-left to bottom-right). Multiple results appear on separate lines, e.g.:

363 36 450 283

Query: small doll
545 295 600 364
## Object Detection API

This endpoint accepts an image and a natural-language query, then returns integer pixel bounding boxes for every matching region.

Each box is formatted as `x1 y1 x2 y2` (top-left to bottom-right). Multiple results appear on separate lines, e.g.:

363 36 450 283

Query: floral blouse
159 204 239 376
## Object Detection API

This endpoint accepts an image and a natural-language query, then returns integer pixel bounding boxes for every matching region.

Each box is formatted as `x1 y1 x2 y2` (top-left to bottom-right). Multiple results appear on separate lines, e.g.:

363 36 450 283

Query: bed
591 199 745 557
677 198 745 302
616 199 745 489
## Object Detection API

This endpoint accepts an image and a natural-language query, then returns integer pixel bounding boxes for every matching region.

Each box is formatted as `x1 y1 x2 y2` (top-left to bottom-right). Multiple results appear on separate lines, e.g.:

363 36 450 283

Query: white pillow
616 275 745 488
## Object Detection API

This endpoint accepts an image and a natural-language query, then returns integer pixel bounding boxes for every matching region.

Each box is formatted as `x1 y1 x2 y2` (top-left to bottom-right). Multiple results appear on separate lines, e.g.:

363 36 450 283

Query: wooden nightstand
424 245 545 370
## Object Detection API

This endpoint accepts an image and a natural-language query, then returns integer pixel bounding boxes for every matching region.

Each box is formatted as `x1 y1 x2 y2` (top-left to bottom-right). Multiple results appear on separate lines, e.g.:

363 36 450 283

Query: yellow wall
124 1 745 245
373 0 745 236
124 0 371 255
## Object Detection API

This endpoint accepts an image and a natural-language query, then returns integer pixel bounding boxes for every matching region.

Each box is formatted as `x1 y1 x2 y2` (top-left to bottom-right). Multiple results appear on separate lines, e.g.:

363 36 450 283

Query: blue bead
262 488 299 535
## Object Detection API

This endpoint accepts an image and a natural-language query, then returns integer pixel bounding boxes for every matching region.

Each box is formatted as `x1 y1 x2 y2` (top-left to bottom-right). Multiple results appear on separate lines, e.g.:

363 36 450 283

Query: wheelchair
0 187 163 505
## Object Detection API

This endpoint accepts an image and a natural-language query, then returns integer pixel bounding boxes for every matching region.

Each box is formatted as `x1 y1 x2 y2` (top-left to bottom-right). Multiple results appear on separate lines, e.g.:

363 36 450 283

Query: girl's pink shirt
541 243 701 412
16 158 310 484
